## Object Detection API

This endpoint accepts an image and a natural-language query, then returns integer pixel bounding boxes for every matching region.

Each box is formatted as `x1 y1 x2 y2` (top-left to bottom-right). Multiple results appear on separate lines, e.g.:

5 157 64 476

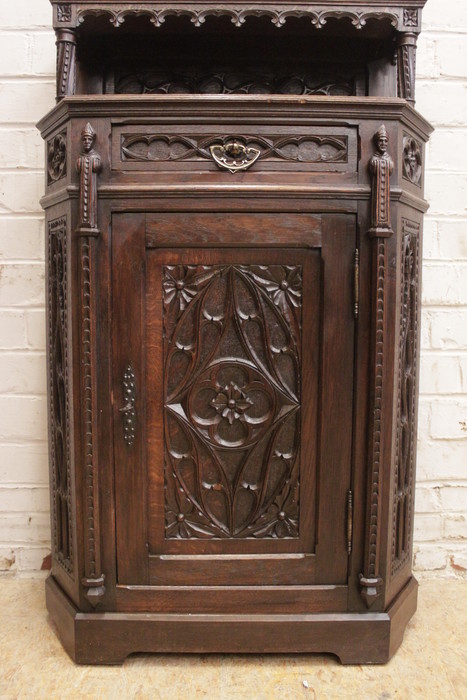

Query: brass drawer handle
209 141 261 173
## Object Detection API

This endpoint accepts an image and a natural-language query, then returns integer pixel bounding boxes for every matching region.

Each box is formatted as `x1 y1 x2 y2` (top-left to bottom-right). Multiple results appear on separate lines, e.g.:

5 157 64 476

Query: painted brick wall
0 1 465 575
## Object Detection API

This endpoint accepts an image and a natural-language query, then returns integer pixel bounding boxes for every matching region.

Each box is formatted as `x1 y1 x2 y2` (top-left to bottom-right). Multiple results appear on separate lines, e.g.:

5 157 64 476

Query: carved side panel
47 216 73 575
163 265 302 539
391 219 420 577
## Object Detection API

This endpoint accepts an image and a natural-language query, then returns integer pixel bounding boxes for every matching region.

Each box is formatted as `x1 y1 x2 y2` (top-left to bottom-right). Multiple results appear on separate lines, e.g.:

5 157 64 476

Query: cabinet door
112 212 355 590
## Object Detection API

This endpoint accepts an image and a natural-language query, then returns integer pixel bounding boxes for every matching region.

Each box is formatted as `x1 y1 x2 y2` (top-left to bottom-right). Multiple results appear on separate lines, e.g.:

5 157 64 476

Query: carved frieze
47 131 67 185
115 70 357 96
368 125 394 238
402 134 422 186
163 264 302 540
391 219 420 577
121 133 349 166
47 216 73 575
73 5 401 30
76 123 102 235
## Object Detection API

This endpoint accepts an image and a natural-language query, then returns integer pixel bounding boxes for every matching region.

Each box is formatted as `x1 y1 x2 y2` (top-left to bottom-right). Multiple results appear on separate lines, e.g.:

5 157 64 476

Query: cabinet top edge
37 95 433 137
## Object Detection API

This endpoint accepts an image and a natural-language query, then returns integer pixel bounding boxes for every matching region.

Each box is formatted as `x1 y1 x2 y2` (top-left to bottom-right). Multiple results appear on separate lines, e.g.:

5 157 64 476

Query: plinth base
45 576 417 665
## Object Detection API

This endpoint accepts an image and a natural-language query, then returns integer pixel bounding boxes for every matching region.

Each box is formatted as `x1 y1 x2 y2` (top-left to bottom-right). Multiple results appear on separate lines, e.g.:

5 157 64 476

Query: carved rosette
47 131 67 185
55 29 76 101
163 264 302 540
391 219 420 577
402 135 422 186
368 125 394 238
47 216 73 575
57 5 72 22
403 9 419 27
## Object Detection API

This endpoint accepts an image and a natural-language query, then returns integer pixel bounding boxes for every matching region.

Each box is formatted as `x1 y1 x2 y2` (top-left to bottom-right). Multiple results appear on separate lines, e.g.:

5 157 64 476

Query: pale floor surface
0 578 465 700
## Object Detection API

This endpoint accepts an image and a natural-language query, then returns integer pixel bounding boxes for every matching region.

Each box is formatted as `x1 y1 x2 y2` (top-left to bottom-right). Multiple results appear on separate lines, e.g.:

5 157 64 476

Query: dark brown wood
40 0 431 665
45 574 418 664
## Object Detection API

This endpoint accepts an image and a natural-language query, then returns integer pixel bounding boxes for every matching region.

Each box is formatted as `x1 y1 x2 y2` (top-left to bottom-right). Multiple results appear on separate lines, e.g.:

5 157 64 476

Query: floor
0 578 465 699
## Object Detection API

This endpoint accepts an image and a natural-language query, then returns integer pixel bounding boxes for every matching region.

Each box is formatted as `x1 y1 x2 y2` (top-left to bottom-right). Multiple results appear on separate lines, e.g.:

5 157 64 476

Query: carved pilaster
76 125 104 605
368 125 394 239
360 237 386 608
397 32 418 106
55 29 77 101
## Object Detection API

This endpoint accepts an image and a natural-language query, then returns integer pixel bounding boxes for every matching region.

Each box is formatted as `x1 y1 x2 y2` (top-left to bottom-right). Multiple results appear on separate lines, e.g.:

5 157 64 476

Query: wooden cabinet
39 1 431 664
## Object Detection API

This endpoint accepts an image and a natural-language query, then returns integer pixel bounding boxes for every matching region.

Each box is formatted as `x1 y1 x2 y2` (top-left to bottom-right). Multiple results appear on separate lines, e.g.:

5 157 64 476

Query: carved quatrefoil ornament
209 141 261 173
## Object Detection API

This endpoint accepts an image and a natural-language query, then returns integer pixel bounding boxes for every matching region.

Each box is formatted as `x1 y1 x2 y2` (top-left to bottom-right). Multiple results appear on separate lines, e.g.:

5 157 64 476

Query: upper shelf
50 1 427 32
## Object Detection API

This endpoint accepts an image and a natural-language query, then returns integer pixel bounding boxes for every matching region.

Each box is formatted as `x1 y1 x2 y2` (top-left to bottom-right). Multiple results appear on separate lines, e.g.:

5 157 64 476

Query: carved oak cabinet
38 0 432 664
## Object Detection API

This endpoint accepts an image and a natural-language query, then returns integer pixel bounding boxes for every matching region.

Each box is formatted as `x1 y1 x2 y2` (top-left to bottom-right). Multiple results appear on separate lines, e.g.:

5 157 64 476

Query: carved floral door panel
112 212 355 588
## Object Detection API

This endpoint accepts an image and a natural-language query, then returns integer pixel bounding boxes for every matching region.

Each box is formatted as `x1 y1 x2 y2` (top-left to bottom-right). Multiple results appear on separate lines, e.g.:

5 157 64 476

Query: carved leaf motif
163 265 302 539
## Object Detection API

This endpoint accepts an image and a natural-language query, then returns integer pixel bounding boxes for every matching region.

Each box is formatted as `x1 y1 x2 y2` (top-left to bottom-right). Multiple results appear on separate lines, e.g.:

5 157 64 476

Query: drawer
111 123 358 176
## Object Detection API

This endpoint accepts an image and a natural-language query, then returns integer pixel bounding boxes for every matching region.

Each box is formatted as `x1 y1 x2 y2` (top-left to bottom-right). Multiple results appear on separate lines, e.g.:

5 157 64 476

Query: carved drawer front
111 124 358 174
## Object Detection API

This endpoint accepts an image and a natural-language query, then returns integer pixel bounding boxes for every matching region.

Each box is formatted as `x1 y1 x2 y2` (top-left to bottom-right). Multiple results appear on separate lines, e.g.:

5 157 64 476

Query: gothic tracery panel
392 219 420 576
48 217 73 574
163 264 302 539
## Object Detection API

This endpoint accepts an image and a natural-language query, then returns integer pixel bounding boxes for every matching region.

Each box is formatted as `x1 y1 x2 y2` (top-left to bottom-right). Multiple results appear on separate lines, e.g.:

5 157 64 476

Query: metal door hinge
347 490 353 555
353 249 359 319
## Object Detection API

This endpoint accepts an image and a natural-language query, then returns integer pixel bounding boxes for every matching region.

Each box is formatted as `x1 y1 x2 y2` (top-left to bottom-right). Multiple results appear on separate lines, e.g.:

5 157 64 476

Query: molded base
45 576 418 665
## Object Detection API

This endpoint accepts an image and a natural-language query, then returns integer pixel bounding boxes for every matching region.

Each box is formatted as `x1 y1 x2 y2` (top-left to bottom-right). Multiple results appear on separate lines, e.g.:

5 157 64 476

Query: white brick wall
0 1 54 574
0 1 465 576
414 1 467 577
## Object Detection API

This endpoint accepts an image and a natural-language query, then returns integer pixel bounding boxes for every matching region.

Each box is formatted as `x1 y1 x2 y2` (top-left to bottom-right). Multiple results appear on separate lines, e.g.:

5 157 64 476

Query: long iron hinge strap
354 249 359 319
347 490 353 555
